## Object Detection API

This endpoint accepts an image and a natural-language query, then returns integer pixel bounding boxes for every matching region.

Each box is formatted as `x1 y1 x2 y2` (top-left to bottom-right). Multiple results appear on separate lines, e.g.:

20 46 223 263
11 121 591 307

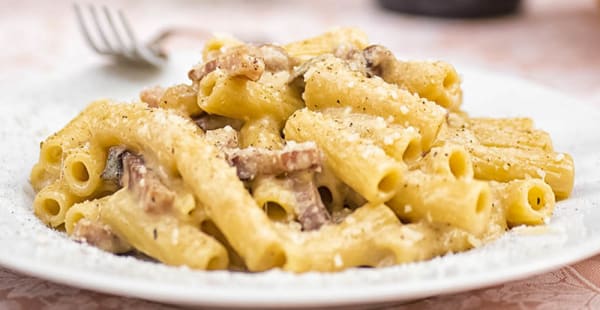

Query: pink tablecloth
1 0 600 309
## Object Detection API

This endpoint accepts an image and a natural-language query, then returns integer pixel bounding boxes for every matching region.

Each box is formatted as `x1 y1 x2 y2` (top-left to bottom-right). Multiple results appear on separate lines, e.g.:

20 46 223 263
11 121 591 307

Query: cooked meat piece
286 55 330 91
139 86 166 107
205 126 240 150
361 44 395 77
227 141 322 180
101 147 175 214
332 44 396 78
333 44 368 74
287 44 395 90
72 219 131 253
188 46 265 82
121 152 175 214
193 113 244 131
290 172 331 230
257 44 295 72
101 146 128 184
189 44 294 83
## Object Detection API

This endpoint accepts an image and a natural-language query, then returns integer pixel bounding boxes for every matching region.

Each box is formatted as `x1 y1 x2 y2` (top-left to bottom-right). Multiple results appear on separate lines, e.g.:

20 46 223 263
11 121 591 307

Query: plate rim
2 233 600 308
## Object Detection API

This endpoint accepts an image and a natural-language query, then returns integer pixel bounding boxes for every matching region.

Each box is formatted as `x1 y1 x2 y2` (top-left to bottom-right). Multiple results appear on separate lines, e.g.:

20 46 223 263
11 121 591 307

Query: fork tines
74 4 165 66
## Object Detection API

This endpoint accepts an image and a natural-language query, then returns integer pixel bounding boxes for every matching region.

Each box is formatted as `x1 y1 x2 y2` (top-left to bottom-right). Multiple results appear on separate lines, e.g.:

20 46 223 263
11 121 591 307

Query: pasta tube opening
33 181 80 227
317 186 334 206
378 170 401 196
494 179 556 227
528 186 547 211
63 148 104 197
403 137 422 163
388 172 492 235
449 150 470 179
264 202 290 222
476 187 491 214
41 143 63 165
70 161 90 182
200 220 247 270
413 145 473 179
42 198 60 216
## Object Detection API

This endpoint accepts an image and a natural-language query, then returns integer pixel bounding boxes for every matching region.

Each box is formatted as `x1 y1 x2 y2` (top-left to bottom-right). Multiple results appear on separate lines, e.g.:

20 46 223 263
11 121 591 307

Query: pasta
301 55 446 150
284 108 403 203
29 28 575 273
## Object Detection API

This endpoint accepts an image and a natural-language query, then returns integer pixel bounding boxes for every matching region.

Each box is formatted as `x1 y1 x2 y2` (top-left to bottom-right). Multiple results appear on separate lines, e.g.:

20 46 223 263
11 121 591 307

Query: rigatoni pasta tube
33 180 82 227
321 108 422 163
198 70 303 124
302 56 446 150
467 117 535 131
485 198 509 242
413 144 473 179
71 101 285 271
314 163 350 212
468 145 574 199
281 204 477 272
239 116 296 221
157 84 202 117
101 189 228 270
381 60 462 111
65 197 104 234
62 145 106 197
77 101 194 177
280 204 419 272
283 27 369 63
37 110 94 177
239 116 284 149
30 163 54 192
251 176 297 221
491 180 555 226
201 34 244 62
284 108 403 203
175 132 287 271
466 119 553 151
405 221 477 258
387 170 492 235
65 196 132 254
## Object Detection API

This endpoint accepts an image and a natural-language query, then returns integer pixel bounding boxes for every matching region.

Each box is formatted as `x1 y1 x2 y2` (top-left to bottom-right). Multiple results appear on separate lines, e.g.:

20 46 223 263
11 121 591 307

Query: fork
74 4 167 67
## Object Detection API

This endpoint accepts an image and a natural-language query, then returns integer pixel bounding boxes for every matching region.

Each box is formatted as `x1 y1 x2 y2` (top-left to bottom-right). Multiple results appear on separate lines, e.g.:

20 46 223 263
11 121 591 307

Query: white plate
1 53 599 308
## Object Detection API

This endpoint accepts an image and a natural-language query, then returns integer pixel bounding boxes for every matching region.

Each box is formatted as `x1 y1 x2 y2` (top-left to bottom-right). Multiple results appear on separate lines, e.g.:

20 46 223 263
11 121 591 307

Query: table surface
1 0 600 309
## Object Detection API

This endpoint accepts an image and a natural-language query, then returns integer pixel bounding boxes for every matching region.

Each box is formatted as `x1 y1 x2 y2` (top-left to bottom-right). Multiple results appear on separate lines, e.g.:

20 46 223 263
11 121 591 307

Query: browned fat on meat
257 44 295 72
72 219 131 253
189 48 265 82
288 172 331 231
188 44 294 82
332 44 396 78
139 86 166 107
361 44 396 77
226 142 322 180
